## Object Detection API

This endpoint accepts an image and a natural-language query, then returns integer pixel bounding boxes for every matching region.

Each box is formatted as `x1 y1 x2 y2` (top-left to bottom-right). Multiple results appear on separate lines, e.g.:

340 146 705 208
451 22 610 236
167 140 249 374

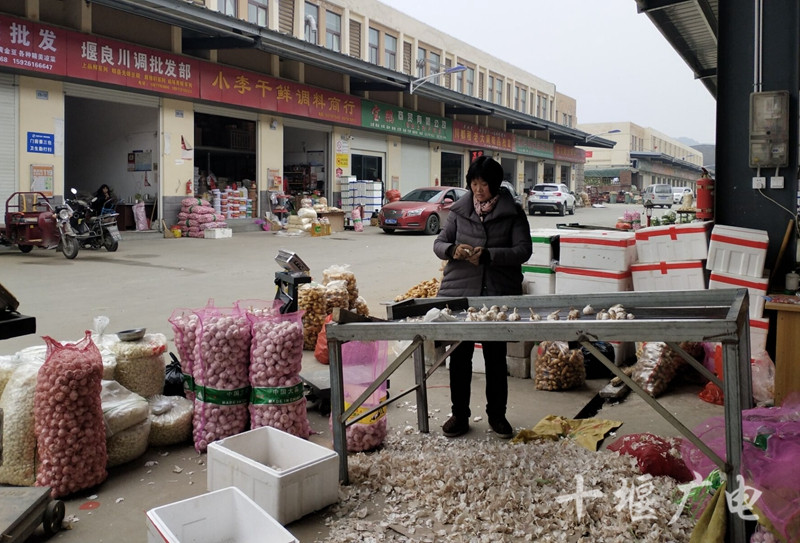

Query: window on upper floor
429 52 441 83
304 2 318 44
219 0 236 16
417 47 426 78
384 34 397 70
520 88 527 114
456 70 463 93
248 0 267 27
465 67 474 96
514 86 519 110
326 11 341 52
369 27 379 64
496 77 503 105
488 76 494 104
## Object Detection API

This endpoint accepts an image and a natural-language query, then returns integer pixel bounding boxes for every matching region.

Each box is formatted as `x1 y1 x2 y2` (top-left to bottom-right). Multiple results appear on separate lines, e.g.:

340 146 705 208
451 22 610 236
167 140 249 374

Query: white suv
527 183 576 216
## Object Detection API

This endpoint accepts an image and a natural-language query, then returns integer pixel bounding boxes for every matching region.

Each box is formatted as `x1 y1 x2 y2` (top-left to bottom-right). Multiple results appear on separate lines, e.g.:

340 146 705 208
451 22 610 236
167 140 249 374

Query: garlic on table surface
508 308 521 321
582 304 596 315
529 308 542 321
547 310 560 321
567 308 581 320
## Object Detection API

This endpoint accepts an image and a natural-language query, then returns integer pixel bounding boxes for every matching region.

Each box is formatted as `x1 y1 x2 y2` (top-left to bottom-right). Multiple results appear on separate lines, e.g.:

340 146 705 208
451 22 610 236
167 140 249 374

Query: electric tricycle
0 191 78 259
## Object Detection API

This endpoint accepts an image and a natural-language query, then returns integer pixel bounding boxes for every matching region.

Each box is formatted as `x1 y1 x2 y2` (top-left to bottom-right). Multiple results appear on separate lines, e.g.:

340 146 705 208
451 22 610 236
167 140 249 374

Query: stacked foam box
631 221 712 292
523 229 560 295
706 225 770 320
555 231 636 293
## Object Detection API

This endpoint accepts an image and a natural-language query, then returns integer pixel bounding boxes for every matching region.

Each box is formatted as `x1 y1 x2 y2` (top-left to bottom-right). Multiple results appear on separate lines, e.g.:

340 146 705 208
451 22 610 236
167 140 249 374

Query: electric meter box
749 90 790 168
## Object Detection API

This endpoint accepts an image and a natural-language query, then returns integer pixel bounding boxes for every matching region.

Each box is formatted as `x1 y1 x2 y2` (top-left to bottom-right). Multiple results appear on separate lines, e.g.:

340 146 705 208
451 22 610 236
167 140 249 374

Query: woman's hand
453 243 474 260
466 247 483 266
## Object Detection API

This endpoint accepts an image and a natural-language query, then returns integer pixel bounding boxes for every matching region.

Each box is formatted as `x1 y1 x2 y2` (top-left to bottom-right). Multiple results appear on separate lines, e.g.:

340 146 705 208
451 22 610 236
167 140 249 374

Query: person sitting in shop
92 184 114 216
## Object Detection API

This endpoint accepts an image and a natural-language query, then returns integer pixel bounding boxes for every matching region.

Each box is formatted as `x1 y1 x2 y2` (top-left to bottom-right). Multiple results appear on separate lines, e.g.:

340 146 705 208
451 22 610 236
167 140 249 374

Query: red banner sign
452 120 514 152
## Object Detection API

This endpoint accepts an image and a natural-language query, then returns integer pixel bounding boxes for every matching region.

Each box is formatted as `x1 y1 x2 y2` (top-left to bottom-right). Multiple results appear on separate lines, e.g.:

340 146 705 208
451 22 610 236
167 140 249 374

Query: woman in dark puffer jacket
433 156 532 439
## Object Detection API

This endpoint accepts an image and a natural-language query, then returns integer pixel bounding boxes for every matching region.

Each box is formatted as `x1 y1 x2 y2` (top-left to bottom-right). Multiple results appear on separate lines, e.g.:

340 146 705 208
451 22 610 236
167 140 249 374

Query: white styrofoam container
522 264 556 295
558 231 637 272
631 260 706 291
203 228 232 239
706 224 769 278
634 221 712 263
146 486 298 543
708 270 769 319
527 228 561 266
207 427 339 526
749 317 769 356
555 266 632 294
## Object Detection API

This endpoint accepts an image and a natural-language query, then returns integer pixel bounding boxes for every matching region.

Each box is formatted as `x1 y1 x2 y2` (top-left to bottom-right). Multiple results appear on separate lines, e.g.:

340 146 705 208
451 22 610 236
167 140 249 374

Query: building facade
0 0 611 229
577 122 704 196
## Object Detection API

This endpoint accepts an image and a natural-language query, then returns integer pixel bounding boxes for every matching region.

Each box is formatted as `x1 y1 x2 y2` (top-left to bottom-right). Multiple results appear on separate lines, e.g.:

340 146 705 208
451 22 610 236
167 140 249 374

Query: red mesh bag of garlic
330 340 389 452
246 305 310 438
168 308 201 401
192 305 252 453
34 331 108 498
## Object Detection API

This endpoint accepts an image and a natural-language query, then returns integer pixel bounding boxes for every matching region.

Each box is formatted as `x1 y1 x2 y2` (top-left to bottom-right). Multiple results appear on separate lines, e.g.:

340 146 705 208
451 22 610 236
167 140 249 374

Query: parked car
378 186 469 235
673 187 694 204
527 183 576 216
501 181 523 207
642 183 673 208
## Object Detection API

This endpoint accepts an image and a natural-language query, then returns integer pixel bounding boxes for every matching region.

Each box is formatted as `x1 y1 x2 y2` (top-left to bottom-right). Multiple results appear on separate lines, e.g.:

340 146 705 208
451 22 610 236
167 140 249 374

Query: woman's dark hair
96 184 110 195
466 156 503 196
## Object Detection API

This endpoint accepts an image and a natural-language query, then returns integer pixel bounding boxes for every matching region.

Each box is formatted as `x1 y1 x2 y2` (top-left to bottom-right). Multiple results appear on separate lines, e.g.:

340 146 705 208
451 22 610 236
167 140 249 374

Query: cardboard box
527 228 561 266
558 231 637 272
555 266 633 294
708 270 769 319
207 426 339 525
631 260 706 292
706 224 769 278
146 487 298 543
750 317 769 356
522 264 556 295
203 228 232 239
635 221 712 263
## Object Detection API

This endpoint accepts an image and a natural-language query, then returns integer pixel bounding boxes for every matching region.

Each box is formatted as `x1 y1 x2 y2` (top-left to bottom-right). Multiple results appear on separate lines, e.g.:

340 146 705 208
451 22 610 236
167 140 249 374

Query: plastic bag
133 201 149 230
299 283 327 350
101 380 149 437
630 342 684 397
324 279 349 314
106 418 151 468
322 264 359 308
148 395 194 447
0 361 41 485
164 353 185 397
607 433 692 482
534 341 585 391
576 341 615 379
699 343 724 405
314 314 334 365
751 350 776 406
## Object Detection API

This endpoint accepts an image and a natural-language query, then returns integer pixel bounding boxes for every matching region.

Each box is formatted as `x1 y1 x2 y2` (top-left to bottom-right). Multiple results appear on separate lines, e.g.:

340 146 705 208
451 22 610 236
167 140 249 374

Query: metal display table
326 288 752 541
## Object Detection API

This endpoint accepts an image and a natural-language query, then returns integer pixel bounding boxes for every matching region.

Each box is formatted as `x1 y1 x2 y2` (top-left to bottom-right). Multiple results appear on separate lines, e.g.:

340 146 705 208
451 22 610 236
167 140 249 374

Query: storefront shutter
349 20 361 58
278 0 294 34
400 138 430 195
63 83 159 107
0 74 18 206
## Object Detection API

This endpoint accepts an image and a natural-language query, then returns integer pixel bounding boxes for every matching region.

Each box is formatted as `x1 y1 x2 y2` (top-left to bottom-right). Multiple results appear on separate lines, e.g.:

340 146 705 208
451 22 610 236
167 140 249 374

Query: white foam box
146 486 298 543
558 231 637 272
522 264 556 295
506 355 530 379
207 426 339 525
749 316 769 356
203 228 232 239
706 224 769 278
708 270 769 319
555 266 632 294
631 260 706 291
634 221 712 263
528 228 562 266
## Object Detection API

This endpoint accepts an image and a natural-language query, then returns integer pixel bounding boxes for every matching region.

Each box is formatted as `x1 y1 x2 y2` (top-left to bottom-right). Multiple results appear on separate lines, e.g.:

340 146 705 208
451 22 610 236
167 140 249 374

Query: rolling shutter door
0 74 18 205
63 83 159 107
400 138 430 195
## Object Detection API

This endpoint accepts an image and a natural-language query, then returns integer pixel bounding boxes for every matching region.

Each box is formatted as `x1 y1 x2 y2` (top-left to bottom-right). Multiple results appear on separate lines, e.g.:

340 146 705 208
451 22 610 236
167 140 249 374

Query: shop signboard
0 15 67 76
452 121 514 152
362 100 452 141
514 134 553 159
554 143 586 164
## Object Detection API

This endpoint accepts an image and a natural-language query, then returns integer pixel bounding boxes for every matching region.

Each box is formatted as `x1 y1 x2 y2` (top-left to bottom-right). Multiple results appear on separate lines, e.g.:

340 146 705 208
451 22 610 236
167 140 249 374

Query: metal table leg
328 338 348 484
413 341 429 433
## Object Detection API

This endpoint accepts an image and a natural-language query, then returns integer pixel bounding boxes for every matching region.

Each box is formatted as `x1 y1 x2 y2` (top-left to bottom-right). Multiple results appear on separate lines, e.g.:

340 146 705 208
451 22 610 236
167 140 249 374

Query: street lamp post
584 128 621 144
410 65 467 94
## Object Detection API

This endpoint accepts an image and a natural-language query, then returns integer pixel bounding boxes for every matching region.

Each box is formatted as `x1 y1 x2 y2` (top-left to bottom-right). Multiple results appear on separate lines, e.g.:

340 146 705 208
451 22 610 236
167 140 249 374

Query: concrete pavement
1 208 723 542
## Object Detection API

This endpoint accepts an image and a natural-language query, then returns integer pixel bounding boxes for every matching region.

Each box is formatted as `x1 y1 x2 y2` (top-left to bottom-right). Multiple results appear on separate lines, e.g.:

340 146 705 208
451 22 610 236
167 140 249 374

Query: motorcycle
0 191 78 259
64 188 122 255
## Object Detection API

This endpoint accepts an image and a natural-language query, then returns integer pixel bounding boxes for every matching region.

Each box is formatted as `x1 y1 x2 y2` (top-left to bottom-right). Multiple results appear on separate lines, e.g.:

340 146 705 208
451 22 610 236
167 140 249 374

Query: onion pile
34 332 107 498
192 309 251 452
248 310 310 439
